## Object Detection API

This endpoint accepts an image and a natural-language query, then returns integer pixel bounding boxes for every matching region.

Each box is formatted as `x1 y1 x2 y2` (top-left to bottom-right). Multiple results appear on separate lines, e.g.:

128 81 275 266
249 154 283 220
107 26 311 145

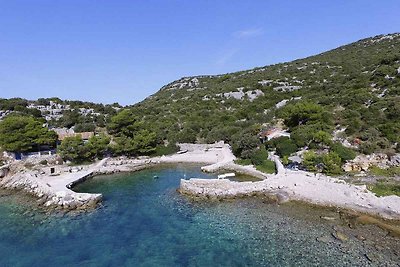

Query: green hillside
1 33 399 173
130 33 400 158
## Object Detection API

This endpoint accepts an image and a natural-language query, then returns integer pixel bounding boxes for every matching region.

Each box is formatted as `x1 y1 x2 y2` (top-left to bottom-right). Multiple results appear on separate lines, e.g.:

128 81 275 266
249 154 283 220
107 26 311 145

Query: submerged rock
365 252 381 263
321 216 336 221
316 235 332 243
332 231 349 242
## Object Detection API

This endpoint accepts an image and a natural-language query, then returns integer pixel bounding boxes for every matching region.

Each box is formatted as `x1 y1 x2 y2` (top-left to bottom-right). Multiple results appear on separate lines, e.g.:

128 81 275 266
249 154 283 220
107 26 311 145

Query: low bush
255 159 276 174
369 182 400 197
369 166 400 177
153 143 179 156
234 158 252 166
266 136 298 157
331 143 357 162
302 150 343 175
250 148 269 166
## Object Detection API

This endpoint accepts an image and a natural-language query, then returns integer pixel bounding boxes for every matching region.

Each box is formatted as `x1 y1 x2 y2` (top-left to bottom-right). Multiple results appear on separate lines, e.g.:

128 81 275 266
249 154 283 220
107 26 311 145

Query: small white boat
177 150 188 154
217 173 236 179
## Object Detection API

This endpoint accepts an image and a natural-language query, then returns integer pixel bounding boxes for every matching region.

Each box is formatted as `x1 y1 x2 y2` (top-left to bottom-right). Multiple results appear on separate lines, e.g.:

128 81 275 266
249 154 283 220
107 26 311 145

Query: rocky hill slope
131 33 400 156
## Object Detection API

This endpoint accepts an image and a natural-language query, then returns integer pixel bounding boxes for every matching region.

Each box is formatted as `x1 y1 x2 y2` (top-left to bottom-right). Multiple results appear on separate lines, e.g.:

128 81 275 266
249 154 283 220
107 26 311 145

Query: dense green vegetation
0 98 42 118
255 160 276 174
58 134 111 163
0 115 57 152
107 109 157 156
266 137 297 158
234 147 276 174
57 110 159 163
1 34 399 170
129 34 399 159
0 97 121 130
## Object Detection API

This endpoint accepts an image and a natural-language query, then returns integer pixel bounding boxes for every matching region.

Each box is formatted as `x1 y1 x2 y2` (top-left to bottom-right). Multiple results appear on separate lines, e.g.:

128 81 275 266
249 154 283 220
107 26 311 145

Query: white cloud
233 28 263 39
216 48 239 66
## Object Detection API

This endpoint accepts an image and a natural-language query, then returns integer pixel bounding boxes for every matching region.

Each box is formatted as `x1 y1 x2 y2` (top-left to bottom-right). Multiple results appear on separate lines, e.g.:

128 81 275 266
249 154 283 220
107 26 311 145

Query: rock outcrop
343 153 400 172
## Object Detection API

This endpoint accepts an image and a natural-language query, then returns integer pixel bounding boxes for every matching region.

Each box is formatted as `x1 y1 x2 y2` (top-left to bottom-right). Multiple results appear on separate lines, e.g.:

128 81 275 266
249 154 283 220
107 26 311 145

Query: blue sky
0 1 399 105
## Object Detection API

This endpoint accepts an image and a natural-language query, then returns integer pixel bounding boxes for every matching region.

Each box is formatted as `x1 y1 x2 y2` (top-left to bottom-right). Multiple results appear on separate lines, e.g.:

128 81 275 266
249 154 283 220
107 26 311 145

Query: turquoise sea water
0 164 399 266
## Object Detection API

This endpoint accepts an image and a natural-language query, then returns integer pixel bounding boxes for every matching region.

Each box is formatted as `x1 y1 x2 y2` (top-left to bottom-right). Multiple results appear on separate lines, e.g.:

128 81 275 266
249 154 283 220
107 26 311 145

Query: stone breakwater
179 179 290 202
179 151 400 221
0 157 154 211
0 170 101 210
0 142 229 211
179 171 400 220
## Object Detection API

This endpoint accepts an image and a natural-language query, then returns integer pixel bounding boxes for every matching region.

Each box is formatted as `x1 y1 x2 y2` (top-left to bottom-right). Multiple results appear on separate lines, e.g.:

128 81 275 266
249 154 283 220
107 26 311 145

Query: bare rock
332 231 349 242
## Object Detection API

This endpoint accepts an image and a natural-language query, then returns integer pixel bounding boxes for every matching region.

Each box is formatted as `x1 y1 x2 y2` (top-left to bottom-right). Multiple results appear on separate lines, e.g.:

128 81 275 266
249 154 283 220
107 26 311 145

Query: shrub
331 143 357 162
359 141 379 155
250 148 269 166
234 158 252 166
153 143 179 156
274 137 298 157
302 151 320 172
74 123 96 133
58 136 91 163
311 131 332 147
302 151 342 175
231 131 260 159
255 159 276 174
369 166 400 177
369 182 400 197
322 152 342 175
176 128 197 143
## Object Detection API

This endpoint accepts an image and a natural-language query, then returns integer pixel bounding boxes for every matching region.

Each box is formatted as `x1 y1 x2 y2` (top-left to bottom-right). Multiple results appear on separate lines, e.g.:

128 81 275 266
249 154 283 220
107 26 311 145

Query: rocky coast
177 145 400 221
0 142 230 211
0 156 155 211
1 142 400 221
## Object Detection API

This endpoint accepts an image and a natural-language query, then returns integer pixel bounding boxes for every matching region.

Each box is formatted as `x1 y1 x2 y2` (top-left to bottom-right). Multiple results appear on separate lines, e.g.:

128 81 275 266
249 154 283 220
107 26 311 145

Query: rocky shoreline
177 147 400 221
0 142 230 211
0 156 157 211
1 142 400 221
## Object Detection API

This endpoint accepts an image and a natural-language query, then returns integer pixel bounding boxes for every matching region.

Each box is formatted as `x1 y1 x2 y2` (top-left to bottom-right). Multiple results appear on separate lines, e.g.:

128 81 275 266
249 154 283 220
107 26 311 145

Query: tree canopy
107 109 157 156
0 115 57 152
58 134 111 163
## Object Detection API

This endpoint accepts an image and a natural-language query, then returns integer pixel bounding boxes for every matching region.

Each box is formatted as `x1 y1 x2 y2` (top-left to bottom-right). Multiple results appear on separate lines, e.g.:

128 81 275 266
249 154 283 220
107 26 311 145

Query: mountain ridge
148 33 400 96
131 32 400 160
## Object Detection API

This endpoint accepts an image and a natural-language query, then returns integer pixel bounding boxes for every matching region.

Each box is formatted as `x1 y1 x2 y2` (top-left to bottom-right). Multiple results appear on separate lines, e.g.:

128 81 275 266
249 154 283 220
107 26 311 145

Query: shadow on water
0 164 399 266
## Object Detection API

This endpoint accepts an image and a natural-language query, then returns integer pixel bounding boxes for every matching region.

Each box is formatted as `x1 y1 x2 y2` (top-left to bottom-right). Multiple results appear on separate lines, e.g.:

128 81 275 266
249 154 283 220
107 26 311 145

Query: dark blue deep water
0 164 399 266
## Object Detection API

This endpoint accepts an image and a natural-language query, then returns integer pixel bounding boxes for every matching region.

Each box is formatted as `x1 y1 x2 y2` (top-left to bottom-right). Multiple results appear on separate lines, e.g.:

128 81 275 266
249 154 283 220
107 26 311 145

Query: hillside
1 33 399 175
0 97 122 131
131 33 400 158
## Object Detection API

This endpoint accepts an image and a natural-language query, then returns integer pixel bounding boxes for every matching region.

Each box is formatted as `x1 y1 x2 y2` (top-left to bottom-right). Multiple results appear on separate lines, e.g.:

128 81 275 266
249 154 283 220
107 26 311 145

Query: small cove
0 164 399 266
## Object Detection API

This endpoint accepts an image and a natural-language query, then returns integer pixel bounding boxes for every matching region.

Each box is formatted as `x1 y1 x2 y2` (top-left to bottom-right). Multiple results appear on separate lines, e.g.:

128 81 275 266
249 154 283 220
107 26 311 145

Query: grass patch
234 157 276 174
369 182 400 197
234 158 252 166
255 159 276 174
152 144 179 156
369 166 400 177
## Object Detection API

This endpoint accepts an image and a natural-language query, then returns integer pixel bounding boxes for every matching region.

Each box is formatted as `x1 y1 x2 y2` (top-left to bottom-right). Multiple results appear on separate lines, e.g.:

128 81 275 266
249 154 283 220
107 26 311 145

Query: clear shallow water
0 164 399 267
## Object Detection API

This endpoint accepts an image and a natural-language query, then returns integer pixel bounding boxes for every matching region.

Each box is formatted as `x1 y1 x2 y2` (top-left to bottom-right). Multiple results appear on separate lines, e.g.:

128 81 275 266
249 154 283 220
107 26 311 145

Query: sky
0 1 399 105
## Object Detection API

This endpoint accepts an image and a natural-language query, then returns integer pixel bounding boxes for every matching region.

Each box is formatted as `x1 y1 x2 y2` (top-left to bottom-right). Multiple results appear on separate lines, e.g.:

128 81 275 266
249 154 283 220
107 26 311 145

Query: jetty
180 153 400 221
0 160 109 210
